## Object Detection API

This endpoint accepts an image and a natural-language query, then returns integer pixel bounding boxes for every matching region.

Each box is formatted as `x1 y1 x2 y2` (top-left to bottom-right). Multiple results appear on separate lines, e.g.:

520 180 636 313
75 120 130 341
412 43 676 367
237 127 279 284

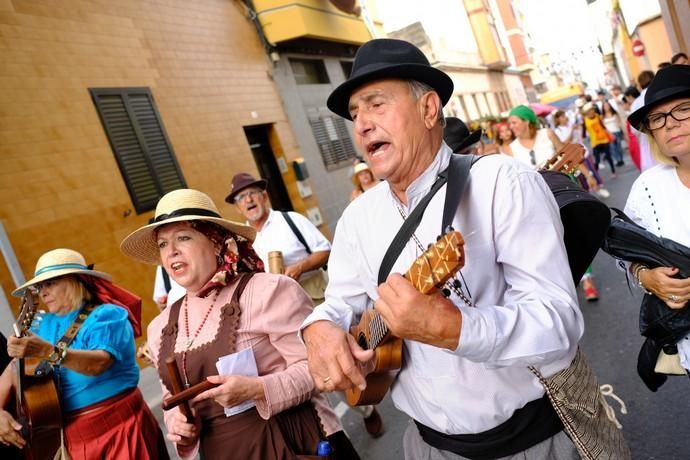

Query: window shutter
90 88 186 213
307 107 358 171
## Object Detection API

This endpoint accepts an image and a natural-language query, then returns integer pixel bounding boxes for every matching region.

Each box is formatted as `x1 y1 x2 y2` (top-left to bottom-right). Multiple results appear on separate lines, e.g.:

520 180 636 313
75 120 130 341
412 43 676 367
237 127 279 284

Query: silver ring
670 295 679 302
323 376 331 384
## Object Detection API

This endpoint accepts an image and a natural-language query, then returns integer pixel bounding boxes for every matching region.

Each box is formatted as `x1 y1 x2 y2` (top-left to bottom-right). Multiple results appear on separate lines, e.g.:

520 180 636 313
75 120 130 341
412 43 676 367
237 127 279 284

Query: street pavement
140 161 690 459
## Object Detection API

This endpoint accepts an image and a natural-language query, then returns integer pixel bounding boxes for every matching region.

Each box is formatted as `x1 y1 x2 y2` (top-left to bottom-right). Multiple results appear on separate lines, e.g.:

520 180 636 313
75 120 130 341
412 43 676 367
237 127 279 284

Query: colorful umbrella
529 102 558 117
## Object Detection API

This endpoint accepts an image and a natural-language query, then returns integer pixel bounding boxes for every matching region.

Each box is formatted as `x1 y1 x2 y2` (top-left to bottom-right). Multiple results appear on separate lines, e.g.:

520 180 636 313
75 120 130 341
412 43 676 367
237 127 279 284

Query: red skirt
64 388 169 460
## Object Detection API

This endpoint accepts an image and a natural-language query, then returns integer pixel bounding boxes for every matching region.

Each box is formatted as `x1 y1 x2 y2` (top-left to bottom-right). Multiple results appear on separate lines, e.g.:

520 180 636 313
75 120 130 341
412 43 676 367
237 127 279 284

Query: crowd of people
0 38 688 460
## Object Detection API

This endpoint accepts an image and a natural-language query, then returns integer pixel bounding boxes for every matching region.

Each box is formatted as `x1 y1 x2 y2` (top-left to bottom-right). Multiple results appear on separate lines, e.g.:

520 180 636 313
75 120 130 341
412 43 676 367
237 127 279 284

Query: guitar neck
365 231 464 350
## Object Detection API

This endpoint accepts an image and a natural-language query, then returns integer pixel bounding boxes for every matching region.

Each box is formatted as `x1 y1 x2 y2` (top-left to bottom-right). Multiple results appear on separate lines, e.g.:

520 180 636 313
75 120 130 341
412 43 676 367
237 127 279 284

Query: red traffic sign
632 38 645 57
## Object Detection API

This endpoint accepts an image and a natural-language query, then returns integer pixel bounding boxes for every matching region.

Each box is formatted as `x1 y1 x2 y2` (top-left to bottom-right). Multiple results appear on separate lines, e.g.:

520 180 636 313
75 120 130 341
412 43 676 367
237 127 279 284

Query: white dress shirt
252 209 331 282
302 145 583 435
624 164 690 369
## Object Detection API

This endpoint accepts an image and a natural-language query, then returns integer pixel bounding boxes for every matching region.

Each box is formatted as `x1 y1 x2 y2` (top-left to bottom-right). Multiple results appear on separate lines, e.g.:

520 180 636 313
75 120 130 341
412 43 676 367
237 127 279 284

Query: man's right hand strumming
303 320 374 392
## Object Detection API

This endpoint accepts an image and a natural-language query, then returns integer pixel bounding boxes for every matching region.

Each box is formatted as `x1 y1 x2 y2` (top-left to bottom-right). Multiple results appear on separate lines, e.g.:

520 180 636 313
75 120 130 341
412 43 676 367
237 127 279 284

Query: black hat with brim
628 65 690 130
443 117 482 153
327 39 454 120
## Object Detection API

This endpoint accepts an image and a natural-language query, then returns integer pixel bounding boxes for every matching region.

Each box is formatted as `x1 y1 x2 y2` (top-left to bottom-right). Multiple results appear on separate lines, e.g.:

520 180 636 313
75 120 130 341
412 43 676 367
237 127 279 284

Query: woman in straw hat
121 189 358 460
623 65 690 380
350 160 377 201
0 248 168 458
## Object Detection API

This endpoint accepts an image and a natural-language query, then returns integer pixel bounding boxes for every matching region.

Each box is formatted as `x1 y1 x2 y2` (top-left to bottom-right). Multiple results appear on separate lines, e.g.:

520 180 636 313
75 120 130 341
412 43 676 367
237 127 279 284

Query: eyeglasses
644 101 690 131
233 189 262 203
529 150 536 166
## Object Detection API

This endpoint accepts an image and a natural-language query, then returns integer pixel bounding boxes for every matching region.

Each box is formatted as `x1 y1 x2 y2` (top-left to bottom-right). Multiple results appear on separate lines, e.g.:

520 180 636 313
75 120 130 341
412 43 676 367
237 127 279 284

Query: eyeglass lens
646 102 690 130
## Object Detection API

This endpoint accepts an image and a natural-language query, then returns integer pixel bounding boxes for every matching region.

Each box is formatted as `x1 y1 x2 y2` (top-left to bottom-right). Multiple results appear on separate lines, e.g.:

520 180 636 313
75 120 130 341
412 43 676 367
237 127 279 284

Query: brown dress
157 274 325 459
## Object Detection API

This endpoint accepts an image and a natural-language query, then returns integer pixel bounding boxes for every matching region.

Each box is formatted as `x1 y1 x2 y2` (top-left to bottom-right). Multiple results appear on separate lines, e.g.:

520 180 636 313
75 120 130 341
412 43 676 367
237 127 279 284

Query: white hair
407 80 446 126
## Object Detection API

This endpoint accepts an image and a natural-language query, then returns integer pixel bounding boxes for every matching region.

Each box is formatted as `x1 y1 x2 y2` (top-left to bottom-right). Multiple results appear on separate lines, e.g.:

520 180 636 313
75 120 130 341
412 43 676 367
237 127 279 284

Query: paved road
143 161 690 459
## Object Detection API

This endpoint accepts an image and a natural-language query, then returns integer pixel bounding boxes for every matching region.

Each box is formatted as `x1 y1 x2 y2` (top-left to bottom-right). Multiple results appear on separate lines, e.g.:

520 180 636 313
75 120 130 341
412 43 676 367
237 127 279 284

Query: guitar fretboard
365 231 464 350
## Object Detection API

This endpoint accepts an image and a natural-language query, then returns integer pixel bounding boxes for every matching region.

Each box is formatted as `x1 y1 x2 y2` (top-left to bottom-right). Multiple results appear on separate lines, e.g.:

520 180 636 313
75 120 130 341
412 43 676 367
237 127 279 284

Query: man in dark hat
300 38 610 459
442 117 482 154
225 172 331 300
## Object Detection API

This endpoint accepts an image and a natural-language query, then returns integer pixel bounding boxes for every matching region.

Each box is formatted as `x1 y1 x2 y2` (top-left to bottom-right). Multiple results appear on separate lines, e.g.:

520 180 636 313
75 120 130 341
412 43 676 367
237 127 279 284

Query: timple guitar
345 230 465 406
541 142 585 174
12 289 62 460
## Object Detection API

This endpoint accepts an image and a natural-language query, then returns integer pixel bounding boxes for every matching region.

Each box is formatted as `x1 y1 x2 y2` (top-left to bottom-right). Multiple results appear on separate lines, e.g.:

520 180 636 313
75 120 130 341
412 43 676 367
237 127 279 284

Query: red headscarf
189 221 265 298
77 274 143 337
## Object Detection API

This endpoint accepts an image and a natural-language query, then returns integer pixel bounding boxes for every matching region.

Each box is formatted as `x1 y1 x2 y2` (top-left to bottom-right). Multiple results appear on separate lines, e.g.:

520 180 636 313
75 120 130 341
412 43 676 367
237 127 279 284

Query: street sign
632 38 645 57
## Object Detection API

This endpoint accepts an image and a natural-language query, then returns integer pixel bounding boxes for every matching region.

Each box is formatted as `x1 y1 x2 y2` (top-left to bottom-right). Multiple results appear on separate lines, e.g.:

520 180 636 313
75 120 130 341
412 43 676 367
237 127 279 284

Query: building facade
0 0 326 338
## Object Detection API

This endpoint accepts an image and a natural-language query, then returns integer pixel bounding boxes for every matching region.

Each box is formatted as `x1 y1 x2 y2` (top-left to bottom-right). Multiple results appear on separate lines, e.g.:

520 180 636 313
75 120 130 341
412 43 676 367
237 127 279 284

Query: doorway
243 125 293 211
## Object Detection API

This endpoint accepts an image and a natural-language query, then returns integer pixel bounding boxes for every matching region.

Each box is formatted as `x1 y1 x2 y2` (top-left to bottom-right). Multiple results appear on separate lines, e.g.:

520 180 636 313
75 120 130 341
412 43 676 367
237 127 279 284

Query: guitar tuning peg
442 288 451 298
453 279 462 290
436 235 442 241
427 243 433 249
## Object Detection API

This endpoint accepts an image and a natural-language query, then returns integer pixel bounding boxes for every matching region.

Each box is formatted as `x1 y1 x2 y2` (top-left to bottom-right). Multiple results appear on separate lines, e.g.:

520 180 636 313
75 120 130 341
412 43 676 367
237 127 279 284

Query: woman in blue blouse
0 248 168 459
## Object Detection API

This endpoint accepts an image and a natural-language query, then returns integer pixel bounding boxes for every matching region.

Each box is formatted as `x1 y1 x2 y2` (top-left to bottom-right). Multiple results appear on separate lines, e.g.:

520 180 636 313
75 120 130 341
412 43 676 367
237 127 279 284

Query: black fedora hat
327 38 454 120
225 172 267 203
443 117 482 153
628 65 690 130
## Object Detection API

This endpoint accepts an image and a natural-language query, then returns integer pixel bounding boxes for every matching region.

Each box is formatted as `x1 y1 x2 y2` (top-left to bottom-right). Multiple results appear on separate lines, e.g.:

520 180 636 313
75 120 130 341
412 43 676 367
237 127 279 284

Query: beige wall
637 18 673 69
0 0 311 345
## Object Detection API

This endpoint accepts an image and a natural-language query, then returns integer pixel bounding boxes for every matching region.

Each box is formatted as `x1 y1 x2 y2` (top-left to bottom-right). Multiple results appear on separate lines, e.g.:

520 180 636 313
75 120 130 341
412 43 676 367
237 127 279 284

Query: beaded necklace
393 201 473 307
181 289 220 387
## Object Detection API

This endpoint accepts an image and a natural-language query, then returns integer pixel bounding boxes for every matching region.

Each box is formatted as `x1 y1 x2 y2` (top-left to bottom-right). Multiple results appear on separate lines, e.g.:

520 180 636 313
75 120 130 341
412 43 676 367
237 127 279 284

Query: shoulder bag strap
281 211 312 254
378 154 475 285
54 303 97 352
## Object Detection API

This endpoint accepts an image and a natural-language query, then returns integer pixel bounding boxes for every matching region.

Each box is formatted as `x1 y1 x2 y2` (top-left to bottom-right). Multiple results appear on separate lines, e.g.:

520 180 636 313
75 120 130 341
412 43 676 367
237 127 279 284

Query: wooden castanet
165 357 194 421
162 379 219 411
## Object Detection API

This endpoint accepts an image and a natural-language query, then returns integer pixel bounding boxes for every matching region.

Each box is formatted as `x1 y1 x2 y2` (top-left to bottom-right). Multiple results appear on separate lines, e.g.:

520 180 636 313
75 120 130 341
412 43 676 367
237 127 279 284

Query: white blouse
624 164 690 369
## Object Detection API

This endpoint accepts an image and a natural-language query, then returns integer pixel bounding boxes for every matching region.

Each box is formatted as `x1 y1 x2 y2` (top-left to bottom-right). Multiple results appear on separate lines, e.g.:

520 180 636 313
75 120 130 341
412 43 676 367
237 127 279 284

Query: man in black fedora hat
443 117 483 154
300 38 618 459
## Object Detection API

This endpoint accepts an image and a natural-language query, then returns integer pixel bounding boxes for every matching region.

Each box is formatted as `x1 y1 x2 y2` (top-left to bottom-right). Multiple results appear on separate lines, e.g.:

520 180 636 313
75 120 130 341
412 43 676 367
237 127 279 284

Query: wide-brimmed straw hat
327 38 454 120
628 64 690 130
121 189 255 265
12 248 111 297
443 117 482 153
351 162 373 186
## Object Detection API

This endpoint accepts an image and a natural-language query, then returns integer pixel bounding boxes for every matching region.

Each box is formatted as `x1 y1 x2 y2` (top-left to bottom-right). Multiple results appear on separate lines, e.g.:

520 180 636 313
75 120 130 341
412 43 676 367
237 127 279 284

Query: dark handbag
601 208 690 344
601 208 690 390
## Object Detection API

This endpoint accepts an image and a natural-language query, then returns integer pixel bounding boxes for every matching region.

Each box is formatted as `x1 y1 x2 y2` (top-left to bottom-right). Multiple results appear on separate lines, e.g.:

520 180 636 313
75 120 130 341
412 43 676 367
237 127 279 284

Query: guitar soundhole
357 334 369 350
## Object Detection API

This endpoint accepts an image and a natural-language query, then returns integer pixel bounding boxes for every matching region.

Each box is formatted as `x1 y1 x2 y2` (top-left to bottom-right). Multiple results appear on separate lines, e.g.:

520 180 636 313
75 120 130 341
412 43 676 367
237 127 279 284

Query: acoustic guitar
12 289 62 460
345 230 465 406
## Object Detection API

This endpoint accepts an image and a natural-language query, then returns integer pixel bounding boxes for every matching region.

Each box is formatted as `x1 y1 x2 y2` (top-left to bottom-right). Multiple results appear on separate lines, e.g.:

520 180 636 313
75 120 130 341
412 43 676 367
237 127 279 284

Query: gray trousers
403 420 580 460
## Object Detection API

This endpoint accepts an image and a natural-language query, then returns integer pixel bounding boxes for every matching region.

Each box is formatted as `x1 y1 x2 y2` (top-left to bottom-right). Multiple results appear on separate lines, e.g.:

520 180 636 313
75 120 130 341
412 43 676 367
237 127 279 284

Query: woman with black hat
121 189 358 460
624 64 690 375
0 248 168 459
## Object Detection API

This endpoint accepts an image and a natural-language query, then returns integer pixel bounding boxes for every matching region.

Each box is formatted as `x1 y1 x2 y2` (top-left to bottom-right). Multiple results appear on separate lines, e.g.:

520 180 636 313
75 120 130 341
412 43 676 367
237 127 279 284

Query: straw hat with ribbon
12 248 111 297
121 188 255 265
